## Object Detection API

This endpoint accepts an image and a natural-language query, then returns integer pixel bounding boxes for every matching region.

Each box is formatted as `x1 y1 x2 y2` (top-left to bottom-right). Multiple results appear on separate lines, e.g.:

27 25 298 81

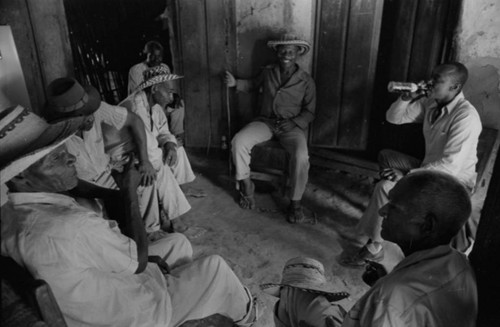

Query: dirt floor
178 152 407 327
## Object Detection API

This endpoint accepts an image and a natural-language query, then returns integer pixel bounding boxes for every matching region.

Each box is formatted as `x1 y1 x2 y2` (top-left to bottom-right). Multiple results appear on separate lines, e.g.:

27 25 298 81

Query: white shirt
342 245 478 327
132 91 177 169
66 102 128 182
128 62 171 94
1 192 172 327
386 92 482 189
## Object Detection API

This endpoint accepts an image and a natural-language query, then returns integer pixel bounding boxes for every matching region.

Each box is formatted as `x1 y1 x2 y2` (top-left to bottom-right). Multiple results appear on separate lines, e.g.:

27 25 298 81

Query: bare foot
238 179 255 209
181 186 207 198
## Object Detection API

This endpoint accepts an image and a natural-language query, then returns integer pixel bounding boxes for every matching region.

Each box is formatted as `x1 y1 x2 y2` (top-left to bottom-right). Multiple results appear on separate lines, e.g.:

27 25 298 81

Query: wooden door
175 0 236 149
311 0 385 150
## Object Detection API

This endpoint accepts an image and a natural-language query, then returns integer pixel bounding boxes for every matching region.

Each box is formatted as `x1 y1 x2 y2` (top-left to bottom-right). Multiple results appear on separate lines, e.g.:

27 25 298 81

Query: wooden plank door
175 0 236 149
311 0 385 150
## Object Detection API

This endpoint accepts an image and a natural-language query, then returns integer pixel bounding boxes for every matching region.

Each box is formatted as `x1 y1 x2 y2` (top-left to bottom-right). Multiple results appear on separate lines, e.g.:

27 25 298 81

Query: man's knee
291 148 309 167
374 178 396 195
170 233 193 256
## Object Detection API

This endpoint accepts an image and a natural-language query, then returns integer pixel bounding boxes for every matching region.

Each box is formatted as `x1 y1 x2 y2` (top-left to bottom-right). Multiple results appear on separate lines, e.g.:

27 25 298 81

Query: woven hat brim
46 85 101 123
135 74 183 93
0 116 84 184
260 283 349 302
267 40 311 55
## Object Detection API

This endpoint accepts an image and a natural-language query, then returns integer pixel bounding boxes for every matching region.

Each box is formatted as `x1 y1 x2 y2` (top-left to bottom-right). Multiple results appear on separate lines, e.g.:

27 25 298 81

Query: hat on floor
267 34 311 55
0 105 83 184
45 77 101 122
260 257 350 302
135 65 183 92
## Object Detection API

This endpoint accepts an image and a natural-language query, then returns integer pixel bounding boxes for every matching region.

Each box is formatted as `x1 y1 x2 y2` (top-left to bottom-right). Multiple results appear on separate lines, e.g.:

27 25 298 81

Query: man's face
276 45 299 69
26 145 78 192
152 82 177 108
146 49 163 67
426 66 459 103
379 180 426 248
80 114 95 132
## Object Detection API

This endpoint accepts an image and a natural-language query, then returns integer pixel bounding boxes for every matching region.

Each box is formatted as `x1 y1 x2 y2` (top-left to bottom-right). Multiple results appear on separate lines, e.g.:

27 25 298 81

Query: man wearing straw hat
225 34 316 223
42 77 188 236
0 105 260 327
128 41 186 145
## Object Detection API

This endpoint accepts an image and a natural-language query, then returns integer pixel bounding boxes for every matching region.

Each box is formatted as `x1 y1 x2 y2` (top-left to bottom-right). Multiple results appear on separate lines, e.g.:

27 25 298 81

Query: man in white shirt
43 77 188 236
342 62 482 265
342 171 478 327
128 41 185 141
0 106 259 327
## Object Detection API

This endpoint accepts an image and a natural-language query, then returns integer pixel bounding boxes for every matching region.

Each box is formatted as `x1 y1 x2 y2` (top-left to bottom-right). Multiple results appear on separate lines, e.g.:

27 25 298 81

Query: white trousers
231 121 310 201
167 255 255 327
170 146 196 185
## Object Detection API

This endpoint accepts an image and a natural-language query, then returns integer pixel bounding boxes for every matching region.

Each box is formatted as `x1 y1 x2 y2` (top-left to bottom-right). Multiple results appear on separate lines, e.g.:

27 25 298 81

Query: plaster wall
457 0 500 130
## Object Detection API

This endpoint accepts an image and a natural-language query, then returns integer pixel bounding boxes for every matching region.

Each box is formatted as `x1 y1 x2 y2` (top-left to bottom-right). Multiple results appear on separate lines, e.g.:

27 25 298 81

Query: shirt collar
392 244 453 272
271 63 308 82
431 92 465 114
8 192 80 207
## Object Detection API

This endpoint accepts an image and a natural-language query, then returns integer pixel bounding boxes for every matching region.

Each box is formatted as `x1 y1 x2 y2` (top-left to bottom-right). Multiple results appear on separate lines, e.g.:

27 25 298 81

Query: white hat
260 257 349 302
135 65 183 92
0 105 83 184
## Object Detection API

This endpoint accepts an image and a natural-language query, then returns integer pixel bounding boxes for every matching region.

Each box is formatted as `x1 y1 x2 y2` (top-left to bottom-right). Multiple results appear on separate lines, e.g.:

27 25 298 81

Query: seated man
342 171 478 326
225 34 316 223
0 105 259 327
131 66 197 187
343 62 482 265
277 171 478 327
43 77 190 234
128 40 185 143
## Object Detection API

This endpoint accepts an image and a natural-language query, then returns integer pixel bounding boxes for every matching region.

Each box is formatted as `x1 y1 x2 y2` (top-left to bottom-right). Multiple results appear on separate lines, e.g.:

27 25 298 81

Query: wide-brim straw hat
45 77 101 122
260 257 349 302
267 34 311 55
135 65 183 93
0 105 83 184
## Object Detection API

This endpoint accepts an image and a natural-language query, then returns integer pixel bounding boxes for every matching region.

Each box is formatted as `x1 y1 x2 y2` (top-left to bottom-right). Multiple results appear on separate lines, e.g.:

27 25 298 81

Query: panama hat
267 34 311 55
260 257 349 302
45 77 101 122
0 105 83 184
135 65 183 92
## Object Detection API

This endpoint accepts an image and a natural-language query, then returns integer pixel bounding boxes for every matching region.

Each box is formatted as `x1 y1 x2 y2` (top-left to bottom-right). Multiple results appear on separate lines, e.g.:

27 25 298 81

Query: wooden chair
1 256 67 327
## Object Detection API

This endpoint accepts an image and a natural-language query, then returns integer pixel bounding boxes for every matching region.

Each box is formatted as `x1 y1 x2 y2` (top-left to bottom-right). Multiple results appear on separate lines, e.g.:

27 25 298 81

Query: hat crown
135 65 183 93
281 257 327 286
48 78 87 112
0 106 49 167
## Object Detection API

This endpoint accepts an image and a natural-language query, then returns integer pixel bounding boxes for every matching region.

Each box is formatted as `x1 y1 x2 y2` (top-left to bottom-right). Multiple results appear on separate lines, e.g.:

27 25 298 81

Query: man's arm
151 105 178 166
123 111 157 186
386 95 427 125
128 64 141 95
225 70 265 93
292 78 316 129
119 159 148 274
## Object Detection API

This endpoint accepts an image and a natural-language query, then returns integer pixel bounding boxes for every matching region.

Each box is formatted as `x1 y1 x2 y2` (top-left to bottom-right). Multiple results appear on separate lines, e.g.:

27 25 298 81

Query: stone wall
457 0 500 130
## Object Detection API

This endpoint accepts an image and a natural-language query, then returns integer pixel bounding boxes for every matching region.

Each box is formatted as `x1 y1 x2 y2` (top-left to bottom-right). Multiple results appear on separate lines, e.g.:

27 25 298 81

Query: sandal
287 205 318 224
238 181 255 210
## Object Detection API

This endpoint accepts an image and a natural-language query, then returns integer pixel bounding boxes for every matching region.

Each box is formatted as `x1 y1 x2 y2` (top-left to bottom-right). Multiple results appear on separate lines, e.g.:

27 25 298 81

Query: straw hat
135 65 183 92
45 77 101 122
0 105 83 184
267 34 311 55
260 257 349 302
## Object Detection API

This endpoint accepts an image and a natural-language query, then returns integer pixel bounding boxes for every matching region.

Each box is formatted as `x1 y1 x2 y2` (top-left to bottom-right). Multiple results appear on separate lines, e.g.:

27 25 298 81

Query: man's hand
225 71 236 87
362 260 388 287
137 160 156 187
148 255 170 274
163 142 178 167
276 119 297 134
380 168 404 182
